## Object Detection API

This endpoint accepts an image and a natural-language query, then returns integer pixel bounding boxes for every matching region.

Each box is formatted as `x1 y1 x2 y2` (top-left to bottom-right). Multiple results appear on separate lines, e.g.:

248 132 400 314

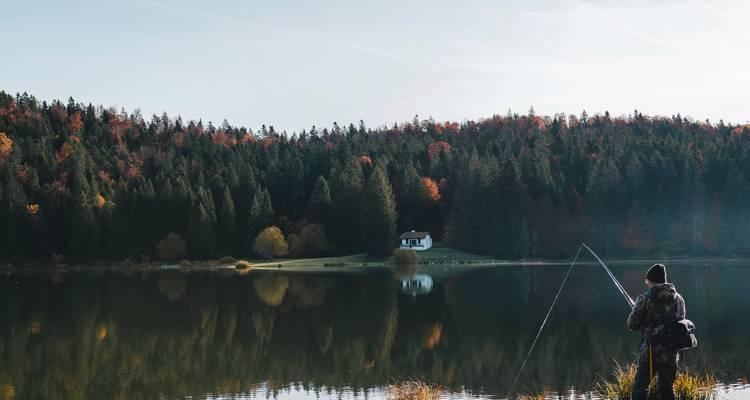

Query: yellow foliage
96 324 108 340
253 226 288 259
1 383 15 400
26 203 40 216
252 275 290 306
94 194 106 209
0 132 12 162
28 321 41 335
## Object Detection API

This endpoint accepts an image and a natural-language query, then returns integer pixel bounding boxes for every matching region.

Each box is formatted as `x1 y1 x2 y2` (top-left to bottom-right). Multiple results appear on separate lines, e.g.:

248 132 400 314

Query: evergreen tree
307 175 331 224
218 186 238 255
362 164 398 257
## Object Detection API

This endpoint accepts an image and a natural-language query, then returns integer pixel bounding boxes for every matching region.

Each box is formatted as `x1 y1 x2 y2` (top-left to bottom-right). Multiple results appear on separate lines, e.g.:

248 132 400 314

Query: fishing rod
508 243 634 395
582 243 635 308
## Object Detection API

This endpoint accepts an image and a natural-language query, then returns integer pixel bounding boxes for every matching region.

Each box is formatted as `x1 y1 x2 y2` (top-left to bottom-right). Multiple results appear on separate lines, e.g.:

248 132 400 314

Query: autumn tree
288 223 334 257
253 226 288 260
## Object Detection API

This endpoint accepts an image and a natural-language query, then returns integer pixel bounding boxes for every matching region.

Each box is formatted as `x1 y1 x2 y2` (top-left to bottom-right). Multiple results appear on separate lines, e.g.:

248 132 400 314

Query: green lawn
249 244 491 269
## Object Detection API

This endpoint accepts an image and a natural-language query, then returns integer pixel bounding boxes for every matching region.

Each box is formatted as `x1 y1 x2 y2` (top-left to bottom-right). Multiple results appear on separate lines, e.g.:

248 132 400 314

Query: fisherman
627 263 686 400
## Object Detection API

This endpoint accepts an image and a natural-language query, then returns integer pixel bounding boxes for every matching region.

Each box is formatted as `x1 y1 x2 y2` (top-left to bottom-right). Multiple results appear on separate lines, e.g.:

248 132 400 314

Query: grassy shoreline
3 246 750 274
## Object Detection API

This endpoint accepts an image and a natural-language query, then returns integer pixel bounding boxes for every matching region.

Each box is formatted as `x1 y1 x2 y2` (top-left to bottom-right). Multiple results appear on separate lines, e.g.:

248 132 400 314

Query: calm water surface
1 263 748 399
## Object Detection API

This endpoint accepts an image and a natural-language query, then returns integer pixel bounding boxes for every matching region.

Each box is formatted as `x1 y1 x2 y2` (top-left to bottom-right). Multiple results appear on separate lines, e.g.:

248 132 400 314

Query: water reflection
0 263 748 399
401 274 434 296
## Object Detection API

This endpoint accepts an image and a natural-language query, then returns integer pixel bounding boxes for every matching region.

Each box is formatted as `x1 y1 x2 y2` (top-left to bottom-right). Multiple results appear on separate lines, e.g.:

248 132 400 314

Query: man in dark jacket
627 263 686 400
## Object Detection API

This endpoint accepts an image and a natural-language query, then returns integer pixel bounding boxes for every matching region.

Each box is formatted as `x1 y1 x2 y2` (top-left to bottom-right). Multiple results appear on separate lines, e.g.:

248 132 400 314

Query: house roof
400 231 430 239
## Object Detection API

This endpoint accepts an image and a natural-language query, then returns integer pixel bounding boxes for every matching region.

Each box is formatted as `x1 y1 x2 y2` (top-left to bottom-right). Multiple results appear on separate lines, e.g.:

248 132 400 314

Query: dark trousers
631 343 678 400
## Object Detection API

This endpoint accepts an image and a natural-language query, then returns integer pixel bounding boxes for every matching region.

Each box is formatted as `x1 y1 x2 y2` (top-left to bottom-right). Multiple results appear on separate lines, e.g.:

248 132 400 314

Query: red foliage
98 170 114 188
173 132 186 147
109 114 132 144
69 111 83 133
117 155 143 181
427 141 451 160
358 154 373 167
51 172 69 195
55 143 72 164
262 137 275 149
420 177 441 202
16 165 29 184
211 130 237 149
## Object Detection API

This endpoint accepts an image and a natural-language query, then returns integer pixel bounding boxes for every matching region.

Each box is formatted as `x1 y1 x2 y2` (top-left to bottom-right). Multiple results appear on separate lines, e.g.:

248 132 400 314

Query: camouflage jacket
627 283 686 342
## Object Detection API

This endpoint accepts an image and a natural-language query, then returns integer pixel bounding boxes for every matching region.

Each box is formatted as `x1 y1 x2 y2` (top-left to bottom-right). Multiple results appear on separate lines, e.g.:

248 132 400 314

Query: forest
2 90 750 263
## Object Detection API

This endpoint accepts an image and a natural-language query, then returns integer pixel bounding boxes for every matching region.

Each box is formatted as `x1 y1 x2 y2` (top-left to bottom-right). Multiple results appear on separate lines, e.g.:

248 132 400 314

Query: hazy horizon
5 0 749 132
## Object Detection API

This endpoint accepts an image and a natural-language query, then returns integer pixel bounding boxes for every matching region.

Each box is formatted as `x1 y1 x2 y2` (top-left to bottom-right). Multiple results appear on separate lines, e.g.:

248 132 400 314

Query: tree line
2 91 750 262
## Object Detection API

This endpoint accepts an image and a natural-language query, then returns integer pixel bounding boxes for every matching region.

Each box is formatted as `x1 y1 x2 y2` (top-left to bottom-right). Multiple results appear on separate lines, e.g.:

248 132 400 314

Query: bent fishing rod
509 243 634 395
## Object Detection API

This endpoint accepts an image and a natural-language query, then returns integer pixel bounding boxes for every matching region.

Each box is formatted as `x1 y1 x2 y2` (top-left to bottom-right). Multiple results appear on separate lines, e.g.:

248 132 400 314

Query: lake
1 262 749 399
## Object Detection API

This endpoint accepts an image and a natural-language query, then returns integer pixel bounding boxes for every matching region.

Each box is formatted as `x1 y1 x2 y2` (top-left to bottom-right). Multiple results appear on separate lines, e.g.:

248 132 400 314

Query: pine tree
362 164 398 257
307 175 331 224
218 186 238 255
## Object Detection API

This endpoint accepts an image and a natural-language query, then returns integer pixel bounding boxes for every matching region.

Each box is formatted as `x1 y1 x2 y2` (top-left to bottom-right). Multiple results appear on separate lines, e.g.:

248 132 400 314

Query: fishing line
509 244 583 393
582 243 635 308
508 243 635 396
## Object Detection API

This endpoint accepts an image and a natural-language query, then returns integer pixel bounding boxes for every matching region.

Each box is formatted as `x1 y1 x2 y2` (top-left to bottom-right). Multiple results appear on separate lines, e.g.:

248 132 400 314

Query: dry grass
386 380 442 400
594 362 716 400
235 260 252 270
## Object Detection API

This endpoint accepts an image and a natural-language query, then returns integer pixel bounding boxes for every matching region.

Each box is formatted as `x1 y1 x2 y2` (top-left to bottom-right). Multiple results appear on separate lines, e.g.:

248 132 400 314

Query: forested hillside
1 91 749 263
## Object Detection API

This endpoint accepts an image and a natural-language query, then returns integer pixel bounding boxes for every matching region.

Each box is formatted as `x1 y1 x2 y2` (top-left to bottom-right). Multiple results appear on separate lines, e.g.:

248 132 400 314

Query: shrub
594 362 716 400
288 224 334 257
156 233 186 261
179 259 191 267
253 226 288 260
386 380 442 400
218 256 236 265
392 248 419 266
235 260 252 270
49 254 64 266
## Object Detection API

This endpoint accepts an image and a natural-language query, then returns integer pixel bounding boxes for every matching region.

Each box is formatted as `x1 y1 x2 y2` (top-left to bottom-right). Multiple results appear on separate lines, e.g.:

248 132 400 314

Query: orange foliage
96 324 108 340
427 141 451 160
94 194 106 209
26 203 40 216
70 134 81 144
0 132 12 162
55 142 72 164
69 111 83 132
211 130 237 149
731 124 750 136
358 154 373 167
420 177 441 202
262 137 275 149
29 320 41 335
424 322 443 350
109 114 132 144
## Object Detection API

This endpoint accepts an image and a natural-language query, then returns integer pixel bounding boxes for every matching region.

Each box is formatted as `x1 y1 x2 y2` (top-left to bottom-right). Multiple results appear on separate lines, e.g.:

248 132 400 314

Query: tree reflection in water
0 264 748 399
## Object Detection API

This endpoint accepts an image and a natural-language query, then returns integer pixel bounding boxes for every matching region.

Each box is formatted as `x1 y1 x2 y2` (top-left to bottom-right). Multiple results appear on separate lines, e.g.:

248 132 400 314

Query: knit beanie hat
646 263 667 284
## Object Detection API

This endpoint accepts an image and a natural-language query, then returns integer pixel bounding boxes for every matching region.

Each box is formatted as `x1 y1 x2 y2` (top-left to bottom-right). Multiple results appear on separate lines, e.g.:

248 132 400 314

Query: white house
399 231 432 251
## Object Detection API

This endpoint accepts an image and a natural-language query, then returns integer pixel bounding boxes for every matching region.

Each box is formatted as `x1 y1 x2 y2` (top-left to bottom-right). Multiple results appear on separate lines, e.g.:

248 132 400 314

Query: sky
3 0 749 133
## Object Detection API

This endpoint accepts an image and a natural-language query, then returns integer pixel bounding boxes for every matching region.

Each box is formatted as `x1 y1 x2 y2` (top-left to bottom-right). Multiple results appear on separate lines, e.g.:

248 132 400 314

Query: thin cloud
133 0 405 62
558 0 691 56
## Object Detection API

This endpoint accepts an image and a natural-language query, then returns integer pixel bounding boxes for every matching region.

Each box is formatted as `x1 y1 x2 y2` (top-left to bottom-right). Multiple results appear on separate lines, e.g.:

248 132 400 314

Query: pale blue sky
3 0 749 132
